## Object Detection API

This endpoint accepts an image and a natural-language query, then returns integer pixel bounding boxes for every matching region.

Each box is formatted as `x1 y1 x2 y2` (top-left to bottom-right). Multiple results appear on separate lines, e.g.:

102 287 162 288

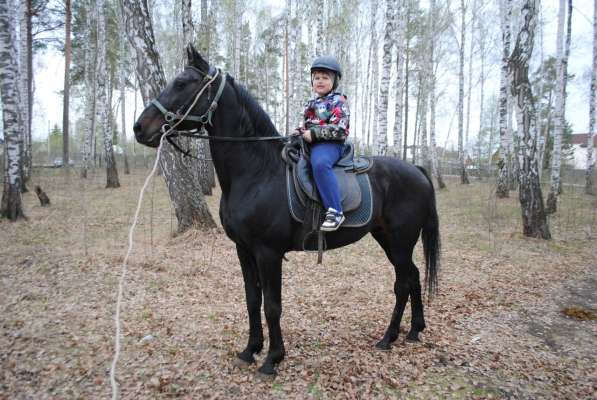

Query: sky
22 0 597 150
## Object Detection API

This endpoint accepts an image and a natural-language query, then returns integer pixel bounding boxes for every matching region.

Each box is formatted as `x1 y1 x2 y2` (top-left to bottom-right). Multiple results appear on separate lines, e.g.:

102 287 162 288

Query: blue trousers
310 142 344 213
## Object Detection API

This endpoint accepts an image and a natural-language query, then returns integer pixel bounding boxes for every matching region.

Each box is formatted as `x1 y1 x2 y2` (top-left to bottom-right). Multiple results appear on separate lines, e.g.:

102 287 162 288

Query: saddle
282 138 372 212
282 137 374 263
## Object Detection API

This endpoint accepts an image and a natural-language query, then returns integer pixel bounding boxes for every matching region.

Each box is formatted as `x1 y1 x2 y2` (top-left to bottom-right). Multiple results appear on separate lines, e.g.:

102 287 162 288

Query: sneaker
321 208 345 232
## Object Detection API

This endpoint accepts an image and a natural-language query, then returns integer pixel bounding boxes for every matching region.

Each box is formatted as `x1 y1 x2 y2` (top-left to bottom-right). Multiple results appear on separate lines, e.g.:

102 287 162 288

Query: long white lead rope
110 70 220 400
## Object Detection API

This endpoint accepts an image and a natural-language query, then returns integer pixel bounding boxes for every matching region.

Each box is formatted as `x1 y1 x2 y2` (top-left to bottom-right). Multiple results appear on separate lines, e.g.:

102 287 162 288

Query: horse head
133 44 229 148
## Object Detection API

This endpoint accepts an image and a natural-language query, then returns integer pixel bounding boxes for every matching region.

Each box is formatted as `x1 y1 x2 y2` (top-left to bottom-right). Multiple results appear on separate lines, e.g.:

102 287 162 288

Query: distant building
570 133 597 170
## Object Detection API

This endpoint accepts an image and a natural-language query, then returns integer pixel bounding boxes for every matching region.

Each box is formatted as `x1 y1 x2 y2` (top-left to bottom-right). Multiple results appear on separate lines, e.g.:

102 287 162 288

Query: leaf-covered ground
1 168 596 399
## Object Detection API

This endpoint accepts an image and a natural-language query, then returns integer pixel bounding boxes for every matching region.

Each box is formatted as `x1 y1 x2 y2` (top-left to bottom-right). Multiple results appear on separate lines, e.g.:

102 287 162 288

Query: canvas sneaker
321 208 345 232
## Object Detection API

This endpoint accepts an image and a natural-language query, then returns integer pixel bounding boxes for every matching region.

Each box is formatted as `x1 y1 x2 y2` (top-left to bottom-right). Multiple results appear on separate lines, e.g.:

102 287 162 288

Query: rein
151 66 289 159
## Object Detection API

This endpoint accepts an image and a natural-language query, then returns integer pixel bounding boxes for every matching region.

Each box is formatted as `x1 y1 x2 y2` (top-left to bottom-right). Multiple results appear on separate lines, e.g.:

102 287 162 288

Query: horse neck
208 90 285 196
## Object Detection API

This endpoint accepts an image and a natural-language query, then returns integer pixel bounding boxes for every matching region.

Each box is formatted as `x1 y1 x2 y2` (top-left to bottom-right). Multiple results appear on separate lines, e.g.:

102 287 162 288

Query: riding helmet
311 55 342 90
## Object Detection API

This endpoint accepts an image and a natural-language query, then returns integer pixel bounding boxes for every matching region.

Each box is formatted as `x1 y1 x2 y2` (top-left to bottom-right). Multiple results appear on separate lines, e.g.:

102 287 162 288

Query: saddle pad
294 158 362 212
287 167 373 228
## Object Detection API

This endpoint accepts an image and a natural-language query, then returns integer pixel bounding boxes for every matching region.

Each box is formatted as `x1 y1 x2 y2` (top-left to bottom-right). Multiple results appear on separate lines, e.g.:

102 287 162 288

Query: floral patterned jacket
303 92 350 142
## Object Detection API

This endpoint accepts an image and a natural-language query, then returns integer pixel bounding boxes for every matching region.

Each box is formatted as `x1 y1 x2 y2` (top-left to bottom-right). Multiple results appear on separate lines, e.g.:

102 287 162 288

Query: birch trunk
458 0 470 184
546 0 572 213
181 0 212 195
509 0 551 239
80 0 95 179
375 0 394 156
18 0 30 185
119 0 215 231
587 0 596 195
403 8 410 160
199 0 208 57
429 0 445 188
316 0 324 56
97 0 120 188
465 0 477 152
368 1 379 149
497 0 512 197
62 0 71 166
118 17 130 175
392 0 405 158
0 0 25 220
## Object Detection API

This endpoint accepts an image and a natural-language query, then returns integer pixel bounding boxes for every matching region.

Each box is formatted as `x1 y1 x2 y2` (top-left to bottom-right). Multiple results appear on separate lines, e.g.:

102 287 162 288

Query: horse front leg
236 245 264 365
255 249 285 376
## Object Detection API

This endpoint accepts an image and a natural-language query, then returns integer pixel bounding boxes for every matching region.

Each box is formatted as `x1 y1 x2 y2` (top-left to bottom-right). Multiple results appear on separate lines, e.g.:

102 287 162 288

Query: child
298 55 350 232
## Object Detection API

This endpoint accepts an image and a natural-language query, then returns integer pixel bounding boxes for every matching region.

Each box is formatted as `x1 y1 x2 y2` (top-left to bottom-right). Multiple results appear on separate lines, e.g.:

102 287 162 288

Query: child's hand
302 129 313 143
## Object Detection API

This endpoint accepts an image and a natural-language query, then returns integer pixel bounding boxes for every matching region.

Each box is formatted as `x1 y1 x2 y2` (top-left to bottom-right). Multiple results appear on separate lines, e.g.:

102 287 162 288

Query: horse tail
416 166 441 298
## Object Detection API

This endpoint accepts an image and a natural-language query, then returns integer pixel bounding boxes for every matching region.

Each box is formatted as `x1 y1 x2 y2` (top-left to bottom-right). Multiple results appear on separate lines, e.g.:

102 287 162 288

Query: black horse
133 46 440 376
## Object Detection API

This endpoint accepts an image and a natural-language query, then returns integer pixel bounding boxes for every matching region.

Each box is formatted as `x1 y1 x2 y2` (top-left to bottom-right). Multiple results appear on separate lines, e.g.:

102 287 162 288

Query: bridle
150 65 290 159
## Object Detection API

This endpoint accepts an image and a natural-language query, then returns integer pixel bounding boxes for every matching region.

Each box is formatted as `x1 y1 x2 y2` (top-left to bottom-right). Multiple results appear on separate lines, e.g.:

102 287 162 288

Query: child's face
312 71 334 96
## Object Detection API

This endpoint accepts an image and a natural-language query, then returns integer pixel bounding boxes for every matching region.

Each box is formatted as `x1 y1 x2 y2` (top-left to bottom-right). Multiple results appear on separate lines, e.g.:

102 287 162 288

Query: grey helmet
311 55 342 90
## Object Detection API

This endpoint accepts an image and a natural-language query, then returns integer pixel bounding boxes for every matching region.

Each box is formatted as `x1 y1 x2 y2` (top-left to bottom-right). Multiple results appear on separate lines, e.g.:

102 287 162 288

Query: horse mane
227 75 284 168
228 75 280 138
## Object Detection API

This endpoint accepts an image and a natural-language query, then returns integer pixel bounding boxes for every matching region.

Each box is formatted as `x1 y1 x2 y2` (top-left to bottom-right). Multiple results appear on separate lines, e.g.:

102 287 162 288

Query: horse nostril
133 121 141 135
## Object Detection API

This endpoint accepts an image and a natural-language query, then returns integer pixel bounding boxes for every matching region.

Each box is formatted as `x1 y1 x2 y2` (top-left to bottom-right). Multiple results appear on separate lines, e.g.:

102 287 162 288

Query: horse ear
186 43 209 71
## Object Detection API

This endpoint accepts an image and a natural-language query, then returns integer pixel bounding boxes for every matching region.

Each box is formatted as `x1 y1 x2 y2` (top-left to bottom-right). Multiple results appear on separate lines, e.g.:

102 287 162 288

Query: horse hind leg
372 231 425 349
406 261 426 342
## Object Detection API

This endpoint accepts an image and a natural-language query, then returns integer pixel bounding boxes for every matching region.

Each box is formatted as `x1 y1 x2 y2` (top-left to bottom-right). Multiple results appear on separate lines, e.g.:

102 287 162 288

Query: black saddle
282 138 372 212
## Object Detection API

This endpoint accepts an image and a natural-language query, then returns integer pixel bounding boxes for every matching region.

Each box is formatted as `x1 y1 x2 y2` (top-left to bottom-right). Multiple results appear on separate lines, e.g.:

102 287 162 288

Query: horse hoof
256 364 277 379
233 357 253 369
375 341 392 351
406 332 420 342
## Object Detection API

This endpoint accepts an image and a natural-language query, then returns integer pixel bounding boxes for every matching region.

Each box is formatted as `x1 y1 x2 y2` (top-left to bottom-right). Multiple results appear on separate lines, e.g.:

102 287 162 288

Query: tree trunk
465 0 477 153
62 0 71 166
97 0 120 188
0 0 26 220
118 14 130 175
119 0 216 231
509 0 551 239
80 0 95 179
497 0 512 197
458 0 470 184
546 0 572 213
375 0 394 156
18 0 31 185
392 0 405 158
428 0 445 188
403 10 410 160
587 0 597 195
370 1 379 150
199 0 208 57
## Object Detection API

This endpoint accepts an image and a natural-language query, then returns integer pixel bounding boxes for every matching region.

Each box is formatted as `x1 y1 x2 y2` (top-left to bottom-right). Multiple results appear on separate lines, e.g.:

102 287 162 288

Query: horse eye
174 80 185 89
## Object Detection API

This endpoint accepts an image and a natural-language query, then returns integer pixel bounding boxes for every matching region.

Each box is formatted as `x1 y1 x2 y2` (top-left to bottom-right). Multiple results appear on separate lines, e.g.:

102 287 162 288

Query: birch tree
587 0 596 195
497 0 512 197
546 0 572 213
181 0 212 195
18 0 31 184
0 0 26 220
80 0 96 179
119 0 215 231
374 0 395 156
458 0 470 184
96 0 119 188
509 0 551 239
62 0 71 166
392 0 405 158
118 10 130 175
428 0 445 188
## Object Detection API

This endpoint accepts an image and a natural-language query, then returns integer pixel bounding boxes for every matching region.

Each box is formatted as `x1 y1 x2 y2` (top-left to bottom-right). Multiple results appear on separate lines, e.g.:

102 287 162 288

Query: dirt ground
1 167 596 399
